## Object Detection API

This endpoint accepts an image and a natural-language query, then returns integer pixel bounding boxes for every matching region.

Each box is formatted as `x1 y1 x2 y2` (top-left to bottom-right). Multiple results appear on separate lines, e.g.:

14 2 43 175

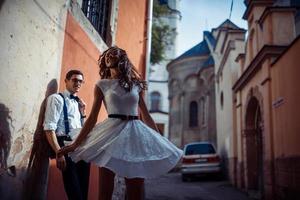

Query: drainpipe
145 0 153 83
144 0 153 105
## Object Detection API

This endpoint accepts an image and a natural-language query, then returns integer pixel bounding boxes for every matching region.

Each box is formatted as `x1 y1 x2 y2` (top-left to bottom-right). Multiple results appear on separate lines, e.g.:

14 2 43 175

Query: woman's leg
98 167 115 200
125 177 145 200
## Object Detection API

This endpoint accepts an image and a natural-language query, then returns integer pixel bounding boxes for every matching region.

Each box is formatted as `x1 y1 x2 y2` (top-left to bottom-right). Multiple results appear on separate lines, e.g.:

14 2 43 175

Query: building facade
0 0 149 199
232 0 300 199
212 19 246 181
167 29 216 148
147 0 180 138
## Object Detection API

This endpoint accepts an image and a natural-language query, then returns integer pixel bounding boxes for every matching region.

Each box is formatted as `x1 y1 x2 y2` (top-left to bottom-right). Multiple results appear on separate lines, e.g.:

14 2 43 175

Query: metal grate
82 0 111 42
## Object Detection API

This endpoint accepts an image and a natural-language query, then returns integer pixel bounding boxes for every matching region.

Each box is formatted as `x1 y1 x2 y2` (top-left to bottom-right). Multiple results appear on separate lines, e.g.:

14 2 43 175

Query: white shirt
43 90 82 136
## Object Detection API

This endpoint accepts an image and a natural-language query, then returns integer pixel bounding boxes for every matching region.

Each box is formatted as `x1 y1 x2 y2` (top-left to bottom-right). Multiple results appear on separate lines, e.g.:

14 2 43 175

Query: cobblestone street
145 172 253 200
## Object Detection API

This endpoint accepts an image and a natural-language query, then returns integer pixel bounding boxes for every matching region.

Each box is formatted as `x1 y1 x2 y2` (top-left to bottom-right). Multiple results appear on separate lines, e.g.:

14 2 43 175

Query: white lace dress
69 79 183 178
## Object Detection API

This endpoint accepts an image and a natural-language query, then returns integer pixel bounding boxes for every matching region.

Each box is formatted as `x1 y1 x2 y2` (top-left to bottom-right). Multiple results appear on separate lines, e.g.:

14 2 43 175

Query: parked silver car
181 142 221 181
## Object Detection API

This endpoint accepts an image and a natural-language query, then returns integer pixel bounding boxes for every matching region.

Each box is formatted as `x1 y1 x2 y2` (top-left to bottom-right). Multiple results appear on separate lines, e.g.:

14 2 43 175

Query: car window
185 144 216 155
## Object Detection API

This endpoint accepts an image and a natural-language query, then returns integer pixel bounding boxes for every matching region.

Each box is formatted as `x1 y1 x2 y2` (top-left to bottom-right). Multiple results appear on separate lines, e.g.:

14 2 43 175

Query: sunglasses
71 78 84 84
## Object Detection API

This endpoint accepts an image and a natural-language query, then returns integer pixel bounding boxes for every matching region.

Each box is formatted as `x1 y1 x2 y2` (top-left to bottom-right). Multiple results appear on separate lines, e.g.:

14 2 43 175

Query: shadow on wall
0 0 4 12
0 103 18 199
0 103 13 171
0 79 58 200
219 147 228 180
24 79 58 200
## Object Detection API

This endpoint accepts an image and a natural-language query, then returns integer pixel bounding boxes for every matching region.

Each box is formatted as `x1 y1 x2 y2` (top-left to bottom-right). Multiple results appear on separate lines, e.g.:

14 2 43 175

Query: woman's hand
57 143 78 157
78 98 87 116
56 155 66 171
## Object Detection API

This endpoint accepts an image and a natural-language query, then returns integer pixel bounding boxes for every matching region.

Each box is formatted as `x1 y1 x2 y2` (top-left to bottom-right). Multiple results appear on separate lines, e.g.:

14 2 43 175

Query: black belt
108 114 138 120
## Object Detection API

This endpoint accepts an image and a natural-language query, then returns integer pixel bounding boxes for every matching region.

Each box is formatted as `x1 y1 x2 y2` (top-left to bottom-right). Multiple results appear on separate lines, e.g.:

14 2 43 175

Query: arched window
150 91 161 111
220 91 224 110
201 97 206 125
189 101 198 127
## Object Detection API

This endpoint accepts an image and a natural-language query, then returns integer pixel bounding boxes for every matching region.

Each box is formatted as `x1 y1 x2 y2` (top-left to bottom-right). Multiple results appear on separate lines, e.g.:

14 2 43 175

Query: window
150 91 161 111
189 101 198 127
291 0 300 6
201 98 206 125
185 143 216 155
220 91 224 109
82 0 112 44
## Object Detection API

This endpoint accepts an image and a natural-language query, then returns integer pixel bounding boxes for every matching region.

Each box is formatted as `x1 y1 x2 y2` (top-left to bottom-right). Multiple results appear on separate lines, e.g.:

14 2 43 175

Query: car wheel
213 172 223 180
181 174 189 182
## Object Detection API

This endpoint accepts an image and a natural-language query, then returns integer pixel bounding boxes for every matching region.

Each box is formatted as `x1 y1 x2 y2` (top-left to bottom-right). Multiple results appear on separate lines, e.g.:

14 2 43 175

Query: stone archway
244 96 264 198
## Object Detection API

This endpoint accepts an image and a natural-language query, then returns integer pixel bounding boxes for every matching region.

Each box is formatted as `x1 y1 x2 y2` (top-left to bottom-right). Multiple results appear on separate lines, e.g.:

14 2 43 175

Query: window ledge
67 1 118 53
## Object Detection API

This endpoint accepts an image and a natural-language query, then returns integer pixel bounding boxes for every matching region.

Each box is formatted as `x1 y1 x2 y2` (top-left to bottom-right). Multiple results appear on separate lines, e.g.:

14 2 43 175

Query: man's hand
78 98 86 116
56 155 66 171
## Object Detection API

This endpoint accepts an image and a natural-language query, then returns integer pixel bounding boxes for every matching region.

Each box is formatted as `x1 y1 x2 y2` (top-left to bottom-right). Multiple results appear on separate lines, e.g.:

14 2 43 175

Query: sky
176 0 248 57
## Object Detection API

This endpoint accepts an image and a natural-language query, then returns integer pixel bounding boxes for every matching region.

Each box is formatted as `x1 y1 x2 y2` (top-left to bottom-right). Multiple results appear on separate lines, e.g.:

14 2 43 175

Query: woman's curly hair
98 46 147 92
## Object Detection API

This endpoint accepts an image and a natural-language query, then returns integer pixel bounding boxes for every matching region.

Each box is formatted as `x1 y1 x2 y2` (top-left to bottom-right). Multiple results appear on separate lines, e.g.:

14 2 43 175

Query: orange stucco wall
271 37 300 157
47 12 106 200
58 13 103 113
115 0 148 77
234 6 300 197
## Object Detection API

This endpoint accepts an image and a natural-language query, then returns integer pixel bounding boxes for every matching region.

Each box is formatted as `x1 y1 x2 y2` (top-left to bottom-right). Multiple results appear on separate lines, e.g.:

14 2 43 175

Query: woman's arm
58 86 103 156
73 86 103 146
138 91 160 133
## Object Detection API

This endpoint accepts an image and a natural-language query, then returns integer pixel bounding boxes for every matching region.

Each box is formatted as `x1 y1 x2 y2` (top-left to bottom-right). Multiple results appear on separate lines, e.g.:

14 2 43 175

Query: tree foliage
150 0 176 65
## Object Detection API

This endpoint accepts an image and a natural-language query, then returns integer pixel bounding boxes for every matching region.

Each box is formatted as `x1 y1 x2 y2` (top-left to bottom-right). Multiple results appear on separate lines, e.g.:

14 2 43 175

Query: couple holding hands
44 46 182 200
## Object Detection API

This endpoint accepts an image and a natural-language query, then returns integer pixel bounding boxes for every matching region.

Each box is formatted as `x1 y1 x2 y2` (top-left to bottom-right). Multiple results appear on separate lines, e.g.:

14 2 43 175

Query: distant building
211 19 246 182
167 27 217 148
148 0 180 138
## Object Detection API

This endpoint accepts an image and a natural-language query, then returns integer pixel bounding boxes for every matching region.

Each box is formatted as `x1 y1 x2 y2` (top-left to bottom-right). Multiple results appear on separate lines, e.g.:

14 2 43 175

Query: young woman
58 46 183 200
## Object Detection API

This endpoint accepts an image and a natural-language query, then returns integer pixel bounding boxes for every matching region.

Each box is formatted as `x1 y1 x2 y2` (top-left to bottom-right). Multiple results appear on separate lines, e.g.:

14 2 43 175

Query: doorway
245 97 264 198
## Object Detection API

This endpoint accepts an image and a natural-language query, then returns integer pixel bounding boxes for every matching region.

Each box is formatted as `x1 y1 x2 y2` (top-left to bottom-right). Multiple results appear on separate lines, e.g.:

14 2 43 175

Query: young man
43 70 90 200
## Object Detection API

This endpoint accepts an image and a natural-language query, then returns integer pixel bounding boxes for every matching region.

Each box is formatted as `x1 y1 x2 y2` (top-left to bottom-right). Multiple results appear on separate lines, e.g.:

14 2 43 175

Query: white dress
69 79 183 178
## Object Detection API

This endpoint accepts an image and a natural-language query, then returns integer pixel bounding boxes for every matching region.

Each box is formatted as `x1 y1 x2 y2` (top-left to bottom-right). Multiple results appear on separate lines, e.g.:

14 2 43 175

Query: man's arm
45 130 66 170
45 130 61 154
44 95 66 170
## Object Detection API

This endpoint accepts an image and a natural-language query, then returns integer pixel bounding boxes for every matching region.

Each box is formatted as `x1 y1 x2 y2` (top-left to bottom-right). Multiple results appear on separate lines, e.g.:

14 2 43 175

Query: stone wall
0 0 69 199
